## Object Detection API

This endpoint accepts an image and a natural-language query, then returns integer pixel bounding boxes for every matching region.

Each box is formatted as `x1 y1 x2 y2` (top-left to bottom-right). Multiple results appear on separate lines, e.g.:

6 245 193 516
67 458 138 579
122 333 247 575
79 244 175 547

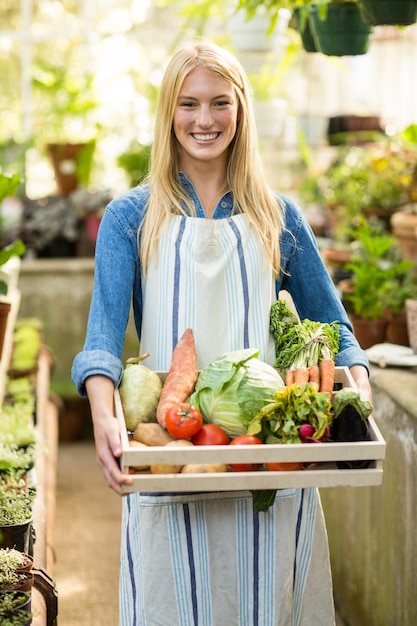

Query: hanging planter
309 2 373 56
292 6 319 52
359 0 417 26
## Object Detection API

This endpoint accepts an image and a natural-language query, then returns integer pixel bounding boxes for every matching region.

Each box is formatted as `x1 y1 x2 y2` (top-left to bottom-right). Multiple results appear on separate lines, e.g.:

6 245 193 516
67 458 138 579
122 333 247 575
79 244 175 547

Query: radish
299 423 315 442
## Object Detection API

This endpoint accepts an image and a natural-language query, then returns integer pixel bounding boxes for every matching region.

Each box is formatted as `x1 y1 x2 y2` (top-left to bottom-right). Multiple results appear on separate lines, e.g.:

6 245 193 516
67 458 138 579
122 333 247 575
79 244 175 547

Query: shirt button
221 201 227 208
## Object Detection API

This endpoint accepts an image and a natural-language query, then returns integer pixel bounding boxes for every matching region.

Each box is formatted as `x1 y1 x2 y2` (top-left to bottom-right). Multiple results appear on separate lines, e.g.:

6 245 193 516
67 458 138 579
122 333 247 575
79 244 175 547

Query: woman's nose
196 105 213 127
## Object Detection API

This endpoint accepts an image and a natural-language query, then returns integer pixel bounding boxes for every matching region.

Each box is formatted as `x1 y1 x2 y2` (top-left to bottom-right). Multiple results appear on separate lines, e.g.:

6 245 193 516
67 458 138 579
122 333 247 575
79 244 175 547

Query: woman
72 40 371 625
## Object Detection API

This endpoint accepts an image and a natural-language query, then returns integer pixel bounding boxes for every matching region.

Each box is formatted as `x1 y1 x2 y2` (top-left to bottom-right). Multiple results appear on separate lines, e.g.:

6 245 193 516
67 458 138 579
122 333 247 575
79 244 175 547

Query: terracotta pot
386 310 410 346
46 141 95 196
0 300 11 359
351 316 388 349
390 211 417 264
406 299 417 353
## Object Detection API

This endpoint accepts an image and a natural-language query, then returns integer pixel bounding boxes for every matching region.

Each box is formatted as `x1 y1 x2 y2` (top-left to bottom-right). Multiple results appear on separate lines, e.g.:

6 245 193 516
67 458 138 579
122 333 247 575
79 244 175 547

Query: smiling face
173 66 239 172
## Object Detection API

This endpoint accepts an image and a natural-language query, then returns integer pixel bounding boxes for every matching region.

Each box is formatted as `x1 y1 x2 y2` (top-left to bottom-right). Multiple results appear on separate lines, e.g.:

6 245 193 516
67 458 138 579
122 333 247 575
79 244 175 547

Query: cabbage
188 348 285 437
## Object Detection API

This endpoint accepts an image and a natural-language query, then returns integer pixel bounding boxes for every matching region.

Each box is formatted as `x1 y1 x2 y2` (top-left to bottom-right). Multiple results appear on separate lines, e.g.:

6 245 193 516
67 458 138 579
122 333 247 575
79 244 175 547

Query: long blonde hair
139 40 285 275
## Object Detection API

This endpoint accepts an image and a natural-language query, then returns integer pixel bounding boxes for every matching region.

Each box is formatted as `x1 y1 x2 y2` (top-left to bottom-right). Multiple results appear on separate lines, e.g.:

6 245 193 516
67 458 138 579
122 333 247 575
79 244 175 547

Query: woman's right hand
86 375 133 495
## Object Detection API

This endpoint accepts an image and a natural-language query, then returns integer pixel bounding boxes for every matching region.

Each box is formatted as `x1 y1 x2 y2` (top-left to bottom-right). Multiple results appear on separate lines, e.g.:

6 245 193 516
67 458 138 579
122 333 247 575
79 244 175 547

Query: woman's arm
85 375 133 495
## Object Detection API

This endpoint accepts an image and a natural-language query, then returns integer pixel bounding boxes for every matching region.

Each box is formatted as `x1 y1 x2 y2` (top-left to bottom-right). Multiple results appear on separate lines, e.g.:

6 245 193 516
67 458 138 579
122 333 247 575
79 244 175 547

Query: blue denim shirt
72 174 369 396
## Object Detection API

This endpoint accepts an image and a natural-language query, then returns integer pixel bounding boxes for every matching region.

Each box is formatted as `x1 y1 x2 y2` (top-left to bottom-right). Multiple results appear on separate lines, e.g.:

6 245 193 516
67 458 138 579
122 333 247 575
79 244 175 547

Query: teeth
193 133 217 141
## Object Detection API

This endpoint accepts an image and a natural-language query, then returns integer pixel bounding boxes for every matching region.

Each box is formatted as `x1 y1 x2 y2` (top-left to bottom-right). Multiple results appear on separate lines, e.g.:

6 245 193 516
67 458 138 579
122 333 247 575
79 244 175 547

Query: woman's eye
180 102 195 108
215 101 230 107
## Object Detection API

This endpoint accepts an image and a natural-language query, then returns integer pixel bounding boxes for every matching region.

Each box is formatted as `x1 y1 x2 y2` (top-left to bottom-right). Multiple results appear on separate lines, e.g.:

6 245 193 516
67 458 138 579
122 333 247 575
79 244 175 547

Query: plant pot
406 299 417 353
351 315 388 349
0 590 32 614
46 141 95 196
360 0 417 26
0 300 11 360
293 7 318 52
386 310 410 346
390 210 417 264
309 3 373 57
0 571 34 593
0 520 33 553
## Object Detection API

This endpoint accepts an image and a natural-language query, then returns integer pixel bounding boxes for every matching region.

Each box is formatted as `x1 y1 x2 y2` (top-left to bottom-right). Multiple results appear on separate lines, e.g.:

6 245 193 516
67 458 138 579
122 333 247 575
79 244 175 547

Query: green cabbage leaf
188 348 285 437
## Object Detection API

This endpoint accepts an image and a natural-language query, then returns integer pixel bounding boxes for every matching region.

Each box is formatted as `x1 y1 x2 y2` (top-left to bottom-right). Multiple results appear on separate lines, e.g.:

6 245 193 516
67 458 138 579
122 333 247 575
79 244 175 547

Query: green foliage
31 64 99 142
117 143 152 187
0 489 35 525
345 220 417 320
300 133 417 242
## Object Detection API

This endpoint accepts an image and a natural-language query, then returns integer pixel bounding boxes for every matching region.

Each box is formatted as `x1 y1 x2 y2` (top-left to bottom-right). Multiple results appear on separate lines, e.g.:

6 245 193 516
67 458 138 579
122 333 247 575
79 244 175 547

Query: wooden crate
115 367 386 494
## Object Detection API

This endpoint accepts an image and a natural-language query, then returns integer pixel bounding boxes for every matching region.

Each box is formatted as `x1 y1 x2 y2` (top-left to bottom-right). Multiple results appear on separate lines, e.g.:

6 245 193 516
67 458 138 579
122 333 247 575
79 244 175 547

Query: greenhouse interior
1 1 417 625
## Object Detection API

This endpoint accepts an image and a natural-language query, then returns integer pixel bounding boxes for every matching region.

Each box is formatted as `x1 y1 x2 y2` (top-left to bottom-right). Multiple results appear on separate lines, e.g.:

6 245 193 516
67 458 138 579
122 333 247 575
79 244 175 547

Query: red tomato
266 443 302 471
191 424 230 446
229 435 263 472
165 403 203 439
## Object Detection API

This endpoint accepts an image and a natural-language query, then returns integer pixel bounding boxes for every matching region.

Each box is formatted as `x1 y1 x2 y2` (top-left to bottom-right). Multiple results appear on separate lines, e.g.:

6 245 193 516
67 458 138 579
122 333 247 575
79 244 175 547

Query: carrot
285 369 295 386
319 358 335 393
156 328 199 426
293 366 309 385
308 364 320 387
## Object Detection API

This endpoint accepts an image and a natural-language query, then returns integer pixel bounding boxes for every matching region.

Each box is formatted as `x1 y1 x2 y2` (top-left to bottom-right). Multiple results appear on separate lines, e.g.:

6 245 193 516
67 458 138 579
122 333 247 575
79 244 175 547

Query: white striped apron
120 215 335 626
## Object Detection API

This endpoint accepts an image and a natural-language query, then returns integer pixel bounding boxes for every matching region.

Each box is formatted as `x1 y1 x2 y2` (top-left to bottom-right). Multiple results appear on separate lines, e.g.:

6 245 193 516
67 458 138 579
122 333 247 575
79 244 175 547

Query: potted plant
0 548 34 593
31 62 99 196
308 0 373 57
0 590 31 615
359 0 417 26
0 588 32 626
304 135 417 243
0 173 26 360
343 220 417 348
0 490 35 553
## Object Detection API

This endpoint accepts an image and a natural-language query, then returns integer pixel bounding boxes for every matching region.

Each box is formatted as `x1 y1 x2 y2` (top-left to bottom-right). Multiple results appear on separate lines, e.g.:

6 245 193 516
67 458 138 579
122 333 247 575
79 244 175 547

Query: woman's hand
86 375 133 495
349 364 373 405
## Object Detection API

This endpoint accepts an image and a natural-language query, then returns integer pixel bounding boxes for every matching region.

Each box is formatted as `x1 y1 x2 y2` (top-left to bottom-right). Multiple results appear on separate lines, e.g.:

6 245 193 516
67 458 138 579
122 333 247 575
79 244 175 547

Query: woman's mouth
192 133 219 142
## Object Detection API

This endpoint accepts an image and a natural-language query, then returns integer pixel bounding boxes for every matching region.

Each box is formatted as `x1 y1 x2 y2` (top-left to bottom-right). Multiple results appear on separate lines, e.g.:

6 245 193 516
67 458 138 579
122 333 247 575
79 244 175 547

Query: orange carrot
319 358 335 393
294 366 309 385
285 369 295 386
308 364 320 387
156 328 199 426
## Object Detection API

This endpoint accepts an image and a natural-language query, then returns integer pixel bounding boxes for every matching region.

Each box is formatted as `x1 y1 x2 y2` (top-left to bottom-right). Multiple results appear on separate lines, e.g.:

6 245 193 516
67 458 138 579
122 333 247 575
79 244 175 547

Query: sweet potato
156 328 199 426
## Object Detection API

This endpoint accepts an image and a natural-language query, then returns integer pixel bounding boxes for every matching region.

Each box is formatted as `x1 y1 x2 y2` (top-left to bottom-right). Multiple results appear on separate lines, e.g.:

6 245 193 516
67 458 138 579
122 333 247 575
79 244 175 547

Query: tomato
266 443 303 471
165 403 203 439
229 435 263 472
191 424 230 446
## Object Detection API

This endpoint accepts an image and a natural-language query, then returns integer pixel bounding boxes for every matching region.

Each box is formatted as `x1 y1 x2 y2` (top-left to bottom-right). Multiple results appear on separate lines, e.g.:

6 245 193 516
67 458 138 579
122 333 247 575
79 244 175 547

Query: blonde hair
139 40 284 275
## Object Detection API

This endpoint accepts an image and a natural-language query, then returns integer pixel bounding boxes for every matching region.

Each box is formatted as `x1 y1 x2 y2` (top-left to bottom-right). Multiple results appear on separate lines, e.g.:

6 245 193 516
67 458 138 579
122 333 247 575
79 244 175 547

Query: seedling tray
116 367 386 494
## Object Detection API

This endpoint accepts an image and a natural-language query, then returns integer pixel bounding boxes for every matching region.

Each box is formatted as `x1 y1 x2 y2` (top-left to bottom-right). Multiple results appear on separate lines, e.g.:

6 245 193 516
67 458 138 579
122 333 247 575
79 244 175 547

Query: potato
181 463 229 474
150 439 194 474
128 440 150 471
133 422 174 447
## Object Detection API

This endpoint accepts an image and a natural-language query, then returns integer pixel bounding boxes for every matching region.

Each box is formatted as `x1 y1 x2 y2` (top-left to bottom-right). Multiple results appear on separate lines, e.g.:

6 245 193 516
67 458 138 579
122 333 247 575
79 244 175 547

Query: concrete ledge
18 258 138 393
321 365 417 626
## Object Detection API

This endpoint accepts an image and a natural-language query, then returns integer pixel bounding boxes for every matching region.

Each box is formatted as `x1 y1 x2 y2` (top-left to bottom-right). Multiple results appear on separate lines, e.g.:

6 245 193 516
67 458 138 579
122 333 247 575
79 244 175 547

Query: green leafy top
270 299 340 371
247 382 333 443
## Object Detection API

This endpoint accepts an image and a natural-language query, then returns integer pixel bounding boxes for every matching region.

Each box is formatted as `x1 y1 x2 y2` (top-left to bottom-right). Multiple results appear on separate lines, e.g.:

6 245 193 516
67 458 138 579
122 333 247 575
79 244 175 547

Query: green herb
247 383 333 443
